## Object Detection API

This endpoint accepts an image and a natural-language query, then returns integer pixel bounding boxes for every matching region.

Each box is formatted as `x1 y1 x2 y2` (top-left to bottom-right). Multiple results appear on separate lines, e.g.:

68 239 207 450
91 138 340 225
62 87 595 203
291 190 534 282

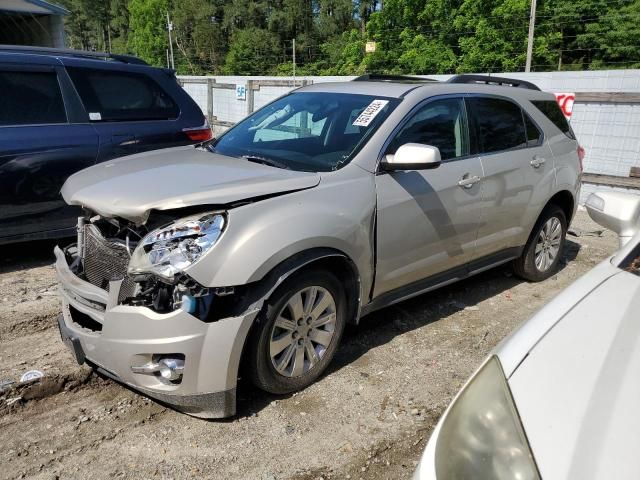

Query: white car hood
61 146 320 223
507 270 640 479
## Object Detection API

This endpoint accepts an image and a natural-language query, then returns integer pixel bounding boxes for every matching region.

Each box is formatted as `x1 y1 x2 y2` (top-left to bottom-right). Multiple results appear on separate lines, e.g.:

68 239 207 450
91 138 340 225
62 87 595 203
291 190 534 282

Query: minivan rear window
531 100 575 139
0 71 66 126
67 67 179 122
467 97 527 153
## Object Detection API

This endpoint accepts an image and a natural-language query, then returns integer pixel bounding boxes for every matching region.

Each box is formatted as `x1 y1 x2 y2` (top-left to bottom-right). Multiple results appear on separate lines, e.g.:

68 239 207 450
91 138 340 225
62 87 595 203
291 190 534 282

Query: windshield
210 92 399 172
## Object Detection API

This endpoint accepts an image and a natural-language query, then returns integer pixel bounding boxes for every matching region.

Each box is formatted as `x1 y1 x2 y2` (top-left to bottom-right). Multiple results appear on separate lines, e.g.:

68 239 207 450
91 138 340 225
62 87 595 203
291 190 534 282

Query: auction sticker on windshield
352 99 389 127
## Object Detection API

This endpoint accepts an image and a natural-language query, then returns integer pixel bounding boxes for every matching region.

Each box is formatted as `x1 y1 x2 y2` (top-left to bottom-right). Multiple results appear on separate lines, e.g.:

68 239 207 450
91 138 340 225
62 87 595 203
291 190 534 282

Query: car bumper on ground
54 246 257 418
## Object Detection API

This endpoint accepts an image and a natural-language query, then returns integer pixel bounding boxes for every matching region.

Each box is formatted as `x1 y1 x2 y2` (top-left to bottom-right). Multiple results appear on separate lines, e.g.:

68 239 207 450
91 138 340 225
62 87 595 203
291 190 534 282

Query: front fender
185 166 377 295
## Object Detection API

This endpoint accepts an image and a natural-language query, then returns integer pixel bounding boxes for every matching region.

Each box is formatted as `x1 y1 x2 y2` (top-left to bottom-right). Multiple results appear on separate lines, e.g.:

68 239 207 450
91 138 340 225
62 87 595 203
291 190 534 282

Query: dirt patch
0 211 619 480
0 368 94 415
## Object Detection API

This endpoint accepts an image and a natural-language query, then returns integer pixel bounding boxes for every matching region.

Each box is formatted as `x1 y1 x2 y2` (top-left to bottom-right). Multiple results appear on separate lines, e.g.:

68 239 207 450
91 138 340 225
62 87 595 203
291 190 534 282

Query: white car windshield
210 92 398 172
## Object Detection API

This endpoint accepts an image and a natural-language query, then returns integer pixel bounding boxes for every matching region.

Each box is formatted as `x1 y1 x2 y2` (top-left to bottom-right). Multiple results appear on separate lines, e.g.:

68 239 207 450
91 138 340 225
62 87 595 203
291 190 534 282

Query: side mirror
381 143 442 171
585 192 640 247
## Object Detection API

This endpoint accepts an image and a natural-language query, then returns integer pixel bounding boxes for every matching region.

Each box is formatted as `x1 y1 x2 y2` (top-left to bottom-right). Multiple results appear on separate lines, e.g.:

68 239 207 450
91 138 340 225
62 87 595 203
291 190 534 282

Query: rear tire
514 205 567 282
247 269 346 395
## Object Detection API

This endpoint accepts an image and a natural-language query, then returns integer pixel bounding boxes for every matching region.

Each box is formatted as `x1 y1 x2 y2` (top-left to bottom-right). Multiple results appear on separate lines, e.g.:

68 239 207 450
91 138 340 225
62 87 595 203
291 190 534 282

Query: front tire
247 269 347 394
514 205 567 282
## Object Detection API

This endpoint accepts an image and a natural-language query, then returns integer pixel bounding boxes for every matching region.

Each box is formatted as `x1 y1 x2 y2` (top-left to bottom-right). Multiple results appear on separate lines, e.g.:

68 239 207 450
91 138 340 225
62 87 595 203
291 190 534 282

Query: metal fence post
206 78 214 122
247 79 255 116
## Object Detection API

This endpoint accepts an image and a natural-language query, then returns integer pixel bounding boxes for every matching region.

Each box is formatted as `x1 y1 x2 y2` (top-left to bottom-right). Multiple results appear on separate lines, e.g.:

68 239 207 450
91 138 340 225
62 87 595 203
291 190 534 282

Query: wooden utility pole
525 0 537 72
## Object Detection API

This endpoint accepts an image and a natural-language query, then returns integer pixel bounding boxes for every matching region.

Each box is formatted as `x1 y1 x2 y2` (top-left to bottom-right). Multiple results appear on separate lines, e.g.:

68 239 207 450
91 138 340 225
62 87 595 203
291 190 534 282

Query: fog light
131 355 185 383
158 358 184 381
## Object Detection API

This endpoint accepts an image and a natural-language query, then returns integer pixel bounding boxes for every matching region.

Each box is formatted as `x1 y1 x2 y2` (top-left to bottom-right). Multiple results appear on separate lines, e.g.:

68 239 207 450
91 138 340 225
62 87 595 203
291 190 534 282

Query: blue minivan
0 46 212 244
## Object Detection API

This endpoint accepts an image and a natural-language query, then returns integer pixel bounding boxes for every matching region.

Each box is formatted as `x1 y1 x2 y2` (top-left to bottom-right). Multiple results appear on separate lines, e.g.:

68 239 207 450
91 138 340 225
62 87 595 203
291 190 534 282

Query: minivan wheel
247 269 346 395
513 205 567 282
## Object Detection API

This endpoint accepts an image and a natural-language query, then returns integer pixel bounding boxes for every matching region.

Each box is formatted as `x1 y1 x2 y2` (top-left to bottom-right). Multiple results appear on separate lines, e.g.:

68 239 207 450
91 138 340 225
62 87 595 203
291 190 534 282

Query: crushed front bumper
54 246 258 418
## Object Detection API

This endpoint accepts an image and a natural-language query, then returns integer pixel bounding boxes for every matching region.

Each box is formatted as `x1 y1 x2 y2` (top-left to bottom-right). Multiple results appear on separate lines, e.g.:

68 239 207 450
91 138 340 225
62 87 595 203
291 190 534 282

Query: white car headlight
128 212 225 280
434 356 540 479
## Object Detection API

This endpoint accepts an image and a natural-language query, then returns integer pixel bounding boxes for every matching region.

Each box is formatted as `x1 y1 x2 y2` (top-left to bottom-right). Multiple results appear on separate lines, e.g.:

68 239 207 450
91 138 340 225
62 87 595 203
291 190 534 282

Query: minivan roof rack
447 74 540 91
0 45 149 65
352 74 438 83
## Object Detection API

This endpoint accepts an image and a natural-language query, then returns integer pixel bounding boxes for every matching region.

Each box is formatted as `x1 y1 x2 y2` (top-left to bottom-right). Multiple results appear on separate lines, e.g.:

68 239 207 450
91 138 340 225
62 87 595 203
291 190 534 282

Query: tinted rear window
0 71 66 126
67 67 179 122
531 100 575 139
467 97 526 153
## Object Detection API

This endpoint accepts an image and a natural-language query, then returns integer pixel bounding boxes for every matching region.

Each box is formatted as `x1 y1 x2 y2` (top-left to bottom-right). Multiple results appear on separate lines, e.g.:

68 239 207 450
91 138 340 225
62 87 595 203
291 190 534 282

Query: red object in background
554 92 576 119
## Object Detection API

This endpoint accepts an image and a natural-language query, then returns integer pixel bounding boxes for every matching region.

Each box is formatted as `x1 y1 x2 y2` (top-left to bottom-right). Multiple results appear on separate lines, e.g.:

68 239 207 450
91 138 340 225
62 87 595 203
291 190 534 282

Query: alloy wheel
534 216 562 272
269 286 337 377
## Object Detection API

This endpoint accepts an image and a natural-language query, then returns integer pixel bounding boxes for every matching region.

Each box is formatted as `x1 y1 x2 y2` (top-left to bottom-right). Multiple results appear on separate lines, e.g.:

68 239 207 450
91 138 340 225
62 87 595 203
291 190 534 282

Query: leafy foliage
60 0 640 74
223 27 282 74
128 0 170 65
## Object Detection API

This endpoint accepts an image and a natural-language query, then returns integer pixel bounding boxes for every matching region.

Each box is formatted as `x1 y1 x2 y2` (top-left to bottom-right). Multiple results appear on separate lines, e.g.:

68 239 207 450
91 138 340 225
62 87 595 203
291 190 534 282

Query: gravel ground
0 210 618 480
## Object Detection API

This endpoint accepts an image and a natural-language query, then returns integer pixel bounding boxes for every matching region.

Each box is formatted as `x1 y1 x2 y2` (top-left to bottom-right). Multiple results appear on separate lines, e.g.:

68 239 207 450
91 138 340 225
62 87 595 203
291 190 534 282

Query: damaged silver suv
55 75 582 418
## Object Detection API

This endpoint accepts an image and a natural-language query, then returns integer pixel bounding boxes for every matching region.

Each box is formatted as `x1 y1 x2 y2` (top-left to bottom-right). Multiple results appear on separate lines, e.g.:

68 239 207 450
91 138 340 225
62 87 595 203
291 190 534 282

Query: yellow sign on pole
365 41 377 53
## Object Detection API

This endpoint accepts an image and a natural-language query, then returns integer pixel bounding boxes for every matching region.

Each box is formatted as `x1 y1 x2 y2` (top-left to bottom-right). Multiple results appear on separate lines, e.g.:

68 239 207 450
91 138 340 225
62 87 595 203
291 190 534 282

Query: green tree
223 27 282 74
536 0 640 71
316 0 354 40
585 0 640 69
222 0 268 31
395 30 457 74
454 0 530 72
59 0 130 53
109 0 131 53
58 0 640 74
170 0 227 74
58 0 93 50
128 0 169 66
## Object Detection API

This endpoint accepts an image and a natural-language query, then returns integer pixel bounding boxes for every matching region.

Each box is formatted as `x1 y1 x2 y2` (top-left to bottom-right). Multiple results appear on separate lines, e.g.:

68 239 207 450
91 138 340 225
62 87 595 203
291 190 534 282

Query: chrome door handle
458 175 481 189
530 156 546 168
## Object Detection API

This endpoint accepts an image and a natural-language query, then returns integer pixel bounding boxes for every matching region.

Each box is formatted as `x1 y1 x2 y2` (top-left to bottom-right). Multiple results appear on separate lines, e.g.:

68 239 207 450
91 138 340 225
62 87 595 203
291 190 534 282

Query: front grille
83 224 137 302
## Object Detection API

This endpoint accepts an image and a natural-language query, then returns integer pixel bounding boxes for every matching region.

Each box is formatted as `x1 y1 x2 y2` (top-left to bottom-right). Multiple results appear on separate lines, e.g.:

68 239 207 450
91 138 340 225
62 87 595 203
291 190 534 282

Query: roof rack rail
0 45 149 65
352 74 438 83
447 74 540 91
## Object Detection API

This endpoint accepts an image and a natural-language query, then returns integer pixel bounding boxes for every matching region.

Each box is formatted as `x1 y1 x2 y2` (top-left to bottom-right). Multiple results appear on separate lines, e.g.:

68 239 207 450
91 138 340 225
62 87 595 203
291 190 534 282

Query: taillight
183 122 213 142
577 145 585 172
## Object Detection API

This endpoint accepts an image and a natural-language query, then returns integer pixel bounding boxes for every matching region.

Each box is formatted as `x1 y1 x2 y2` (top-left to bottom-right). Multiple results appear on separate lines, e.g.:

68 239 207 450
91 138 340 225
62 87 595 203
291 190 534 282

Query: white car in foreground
414 191 640 480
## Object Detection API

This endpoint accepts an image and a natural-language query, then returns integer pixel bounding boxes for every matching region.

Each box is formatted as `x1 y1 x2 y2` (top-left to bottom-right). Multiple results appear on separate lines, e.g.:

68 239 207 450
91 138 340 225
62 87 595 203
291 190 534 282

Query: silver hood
61 146 321 223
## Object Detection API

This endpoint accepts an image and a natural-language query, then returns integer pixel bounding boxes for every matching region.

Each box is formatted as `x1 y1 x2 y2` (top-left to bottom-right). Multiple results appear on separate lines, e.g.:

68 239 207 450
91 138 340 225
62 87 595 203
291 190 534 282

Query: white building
0 0 68 48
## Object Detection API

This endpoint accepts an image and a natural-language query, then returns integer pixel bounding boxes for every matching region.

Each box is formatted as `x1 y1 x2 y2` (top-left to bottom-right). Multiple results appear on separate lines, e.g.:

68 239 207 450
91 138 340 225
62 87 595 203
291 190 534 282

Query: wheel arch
523 189 574 248
546 189 576 224
251 247 362 325
513 189 574 281
234 247 362 385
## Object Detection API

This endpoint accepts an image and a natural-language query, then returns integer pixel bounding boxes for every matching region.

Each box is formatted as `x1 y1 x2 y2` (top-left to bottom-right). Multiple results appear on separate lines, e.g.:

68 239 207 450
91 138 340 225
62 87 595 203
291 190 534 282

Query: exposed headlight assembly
435 356 540 480
128 212 225 280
